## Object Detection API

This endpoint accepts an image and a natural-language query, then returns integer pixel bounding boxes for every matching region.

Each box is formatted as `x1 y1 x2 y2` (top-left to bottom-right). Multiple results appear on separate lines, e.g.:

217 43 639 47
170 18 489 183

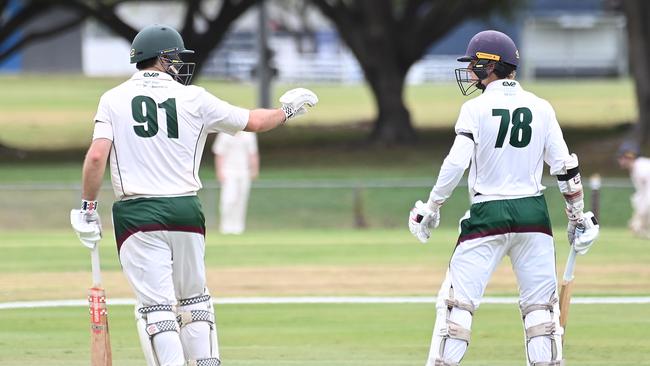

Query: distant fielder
617 141 650 238
70 24 317 366
408 30 599 366
212 131 259 234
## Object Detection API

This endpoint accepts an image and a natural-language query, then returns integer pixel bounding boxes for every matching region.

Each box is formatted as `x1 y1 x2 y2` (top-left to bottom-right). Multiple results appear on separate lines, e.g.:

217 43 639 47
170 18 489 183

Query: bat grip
91 245 102 286
562 248 577 282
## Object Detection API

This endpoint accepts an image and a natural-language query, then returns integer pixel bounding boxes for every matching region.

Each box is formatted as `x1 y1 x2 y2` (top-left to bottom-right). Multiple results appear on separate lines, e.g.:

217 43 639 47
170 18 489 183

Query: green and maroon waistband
458 195 552 244
112 195 205 251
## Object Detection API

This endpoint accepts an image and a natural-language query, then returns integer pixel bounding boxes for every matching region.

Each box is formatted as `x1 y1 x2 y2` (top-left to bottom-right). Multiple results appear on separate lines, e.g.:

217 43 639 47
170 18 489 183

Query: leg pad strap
434 359 459 366
443 320 471 343
532 361 564 366
187 357 222 366
146 319 180 337
520 301 555 318
178 310 215 328
139 304 174 314
525 322 555 340
179 294 211 306
445 298 475 314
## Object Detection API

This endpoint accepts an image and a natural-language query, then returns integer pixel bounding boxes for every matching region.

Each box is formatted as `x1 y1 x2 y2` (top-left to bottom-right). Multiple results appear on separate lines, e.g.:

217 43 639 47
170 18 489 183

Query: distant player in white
212 131 259 234
408 30 599 366
617 142 650 238
70 24 317 366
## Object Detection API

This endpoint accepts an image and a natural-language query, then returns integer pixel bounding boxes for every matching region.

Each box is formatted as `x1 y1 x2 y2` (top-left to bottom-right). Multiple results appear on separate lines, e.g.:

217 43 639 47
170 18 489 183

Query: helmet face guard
455 59 492 96
456 30 519 96
160 53 195 85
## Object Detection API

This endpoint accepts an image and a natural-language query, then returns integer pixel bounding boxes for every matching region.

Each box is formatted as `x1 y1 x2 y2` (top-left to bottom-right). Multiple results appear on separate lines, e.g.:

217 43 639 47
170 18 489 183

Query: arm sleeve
429 135 474 204
454 103 478 144
92 95 113 141
543 104 571 175
200 89 249 135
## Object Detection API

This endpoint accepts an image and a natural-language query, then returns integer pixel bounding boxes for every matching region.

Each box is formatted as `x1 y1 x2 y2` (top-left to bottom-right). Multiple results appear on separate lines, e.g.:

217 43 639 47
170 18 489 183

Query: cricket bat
88 244 112 365
559 174 601 343
558 247 577 337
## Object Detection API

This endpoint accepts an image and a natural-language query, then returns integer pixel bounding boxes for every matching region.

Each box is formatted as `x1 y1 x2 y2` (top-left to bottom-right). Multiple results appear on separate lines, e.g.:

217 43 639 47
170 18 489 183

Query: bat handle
91 244 102 286
562 247 577 282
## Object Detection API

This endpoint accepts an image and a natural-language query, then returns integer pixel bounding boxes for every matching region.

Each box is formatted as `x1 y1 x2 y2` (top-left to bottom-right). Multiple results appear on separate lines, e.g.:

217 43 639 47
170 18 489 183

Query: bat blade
89 286 112 366
559 248 577 345
558 278 574 330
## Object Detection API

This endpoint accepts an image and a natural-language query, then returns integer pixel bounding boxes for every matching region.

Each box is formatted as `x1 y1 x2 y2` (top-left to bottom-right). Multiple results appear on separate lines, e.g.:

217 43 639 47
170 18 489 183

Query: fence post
353 185 368 229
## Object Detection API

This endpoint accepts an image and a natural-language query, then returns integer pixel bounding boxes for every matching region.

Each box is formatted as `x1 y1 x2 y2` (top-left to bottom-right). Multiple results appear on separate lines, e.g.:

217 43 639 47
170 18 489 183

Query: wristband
81 200 98 212
281 104 296 122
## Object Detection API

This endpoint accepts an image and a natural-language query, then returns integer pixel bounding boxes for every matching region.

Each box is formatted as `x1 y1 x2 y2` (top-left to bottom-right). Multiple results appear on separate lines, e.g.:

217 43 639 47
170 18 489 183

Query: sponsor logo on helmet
515 49 520 59
130 48 136 57
475 52 500 61
160 47 180 55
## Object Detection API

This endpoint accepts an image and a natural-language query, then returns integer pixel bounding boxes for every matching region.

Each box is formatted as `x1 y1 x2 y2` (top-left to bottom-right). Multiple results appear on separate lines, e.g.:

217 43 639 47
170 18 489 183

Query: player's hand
571 211 599 255
279 88 318 121
408 200 440 243
70 200 102 249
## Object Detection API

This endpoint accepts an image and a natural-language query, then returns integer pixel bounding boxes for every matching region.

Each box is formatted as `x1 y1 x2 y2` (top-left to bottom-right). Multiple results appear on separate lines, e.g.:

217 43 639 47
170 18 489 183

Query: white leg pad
177 291 220 365
520 297 563 366
136 304 184 366
427 287 474 366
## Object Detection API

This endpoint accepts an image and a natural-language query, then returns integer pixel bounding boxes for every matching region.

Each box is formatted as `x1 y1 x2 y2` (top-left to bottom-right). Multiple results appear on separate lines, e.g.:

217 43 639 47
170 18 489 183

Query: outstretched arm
245 88 318 132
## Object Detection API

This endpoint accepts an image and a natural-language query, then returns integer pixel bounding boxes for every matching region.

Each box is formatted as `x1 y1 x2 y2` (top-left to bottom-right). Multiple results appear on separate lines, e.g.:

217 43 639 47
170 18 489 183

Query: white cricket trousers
219 175 251 234
113 196 214 366
425 196 563 366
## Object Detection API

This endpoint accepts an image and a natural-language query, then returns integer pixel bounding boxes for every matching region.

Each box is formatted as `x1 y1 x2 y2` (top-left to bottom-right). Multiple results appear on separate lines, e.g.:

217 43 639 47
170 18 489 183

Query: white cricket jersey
212 131 258 176
92 71 249 199
430 79 572 204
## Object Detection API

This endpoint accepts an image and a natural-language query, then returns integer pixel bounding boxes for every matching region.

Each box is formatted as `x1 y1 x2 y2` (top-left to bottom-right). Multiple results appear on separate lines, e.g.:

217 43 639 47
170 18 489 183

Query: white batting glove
279 88 318 121
408 200 440 243
70 200 102 249
571 211 599 255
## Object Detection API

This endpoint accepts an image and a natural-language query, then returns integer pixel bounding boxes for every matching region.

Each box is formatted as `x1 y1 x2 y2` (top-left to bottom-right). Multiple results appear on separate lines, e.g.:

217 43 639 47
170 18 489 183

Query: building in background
1 0 628 82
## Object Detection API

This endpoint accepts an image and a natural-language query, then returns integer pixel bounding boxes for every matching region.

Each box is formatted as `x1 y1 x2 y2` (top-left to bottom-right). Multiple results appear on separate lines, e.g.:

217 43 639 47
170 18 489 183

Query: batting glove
70 200 102 249
279 88 318 121
408 200 440 244
571 211 599 255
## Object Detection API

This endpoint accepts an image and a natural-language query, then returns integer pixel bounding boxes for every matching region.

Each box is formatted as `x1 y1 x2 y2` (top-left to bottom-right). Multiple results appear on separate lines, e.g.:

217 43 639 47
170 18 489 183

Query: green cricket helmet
130 24 196 85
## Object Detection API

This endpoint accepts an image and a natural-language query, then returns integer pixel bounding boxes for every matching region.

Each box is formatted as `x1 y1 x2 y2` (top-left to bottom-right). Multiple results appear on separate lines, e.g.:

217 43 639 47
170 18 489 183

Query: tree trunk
624 0 650 148
366 69 416 143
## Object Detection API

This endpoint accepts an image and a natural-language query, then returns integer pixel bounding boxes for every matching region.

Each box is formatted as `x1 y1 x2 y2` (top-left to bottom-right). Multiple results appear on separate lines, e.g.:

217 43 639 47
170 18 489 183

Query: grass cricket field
0 76 648 365
1 228 649 365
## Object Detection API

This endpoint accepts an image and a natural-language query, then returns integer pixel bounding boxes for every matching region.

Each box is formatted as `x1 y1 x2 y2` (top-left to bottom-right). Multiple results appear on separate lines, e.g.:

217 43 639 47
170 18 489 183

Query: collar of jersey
484 79 521 93
131 70 174 81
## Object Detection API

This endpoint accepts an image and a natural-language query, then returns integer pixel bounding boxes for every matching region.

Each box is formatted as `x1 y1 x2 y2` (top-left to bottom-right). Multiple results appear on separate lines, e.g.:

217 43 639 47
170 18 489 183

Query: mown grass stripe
1 296 649 310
